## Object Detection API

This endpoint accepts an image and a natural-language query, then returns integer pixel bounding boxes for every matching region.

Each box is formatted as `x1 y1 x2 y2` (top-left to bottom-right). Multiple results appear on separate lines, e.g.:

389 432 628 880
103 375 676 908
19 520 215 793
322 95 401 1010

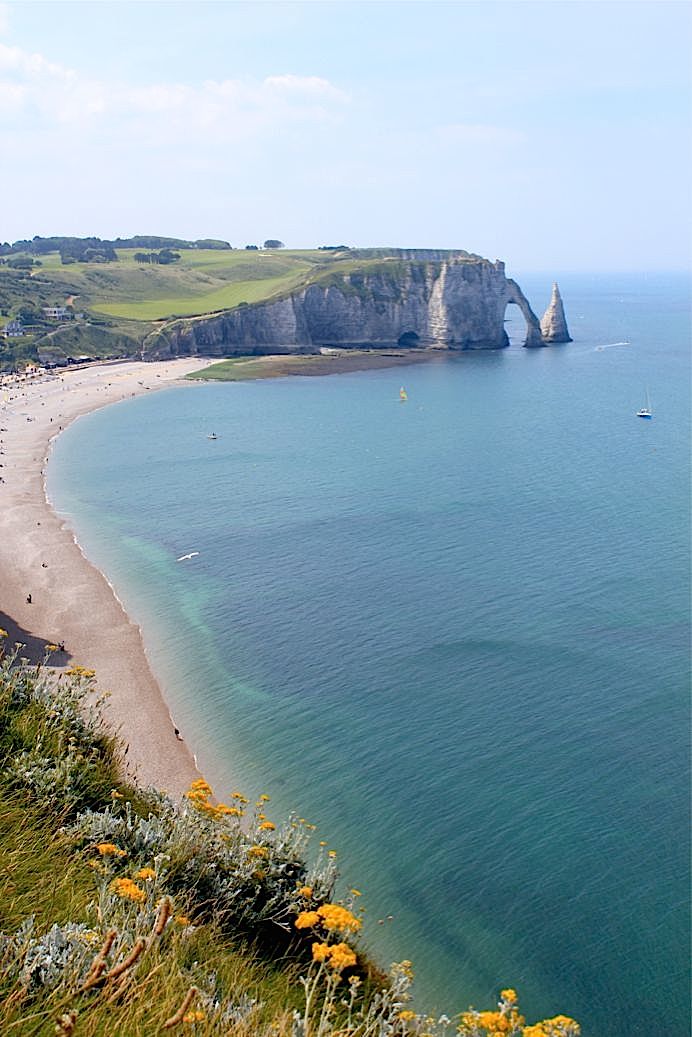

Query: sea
47 272 690 1037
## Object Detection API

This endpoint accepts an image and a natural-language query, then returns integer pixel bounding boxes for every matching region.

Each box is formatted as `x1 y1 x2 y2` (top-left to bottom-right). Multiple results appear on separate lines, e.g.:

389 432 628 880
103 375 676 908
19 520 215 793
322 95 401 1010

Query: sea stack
540 282 572 342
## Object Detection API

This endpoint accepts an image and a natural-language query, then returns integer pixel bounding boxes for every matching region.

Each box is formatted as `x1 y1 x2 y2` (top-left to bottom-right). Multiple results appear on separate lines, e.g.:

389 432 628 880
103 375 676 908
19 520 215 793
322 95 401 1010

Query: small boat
207 433 219 440
399 386 408 401
636 390 652 419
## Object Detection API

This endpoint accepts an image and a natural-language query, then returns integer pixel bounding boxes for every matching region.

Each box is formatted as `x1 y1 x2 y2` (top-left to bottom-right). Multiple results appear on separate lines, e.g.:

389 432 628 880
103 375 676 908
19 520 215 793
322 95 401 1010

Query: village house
41 305 72 320
2 319 25 337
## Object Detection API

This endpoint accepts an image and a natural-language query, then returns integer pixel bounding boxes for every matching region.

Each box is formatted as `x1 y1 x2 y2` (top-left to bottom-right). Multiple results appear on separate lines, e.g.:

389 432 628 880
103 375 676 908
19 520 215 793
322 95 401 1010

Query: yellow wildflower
66 665 96 678
232 791 249 803
328 850 337 859
319 840 327 846
312 941 330 962
326 941 357 970
175 915 191 926
298 885 313 898
45 643 59 653
110 877 146 903
110 789 123 799
260 794 270 801
136 867 156 881
252 869 266 881
317 903 361 933
399 1010 416 1022
0 628 8 638
96 842 127 858
500 989 517 1004
350 888 362 896
295 910 321 929
183 1010 206 1023
247 845 268 858
259 820 276 831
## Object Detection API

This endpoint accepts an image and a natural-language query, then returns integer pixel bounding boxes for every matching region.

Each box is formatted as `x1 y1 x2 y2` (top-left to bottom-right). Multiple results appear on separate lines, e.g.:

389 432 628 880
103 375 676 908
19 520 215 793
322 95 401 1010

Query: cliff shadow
0 610 73 667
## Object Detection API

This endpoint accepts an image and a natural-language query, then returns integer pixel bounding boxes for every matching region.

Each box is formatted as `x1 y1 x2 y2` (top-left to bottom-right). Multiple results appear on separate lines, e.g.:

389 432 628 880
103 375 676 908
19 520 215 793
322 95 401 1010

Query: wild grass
0 634 580 1037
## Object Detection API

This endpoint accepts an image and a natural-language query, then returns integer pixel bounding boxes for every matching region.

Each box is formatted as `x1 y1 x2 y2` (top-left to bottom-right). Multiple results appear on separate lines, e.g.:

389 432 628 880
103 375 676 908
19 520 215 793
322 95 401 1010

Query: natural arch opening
503 302 529 346
398 331 420 347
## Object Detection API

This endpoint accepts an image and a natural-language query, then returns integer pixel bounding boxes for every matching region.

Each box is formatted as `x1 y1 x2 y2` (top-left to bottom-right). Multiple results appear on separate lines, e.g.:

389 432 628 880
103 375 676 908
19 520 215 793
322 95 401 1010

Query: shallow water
49 273 690 1035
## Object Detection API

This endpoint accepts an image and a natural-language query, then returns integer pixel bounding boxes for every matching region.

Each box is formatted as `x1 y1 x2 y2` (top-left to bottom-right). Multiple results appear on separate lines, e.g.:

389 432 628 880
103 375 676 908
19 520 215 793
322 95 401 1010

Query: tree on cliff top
263 239 284 249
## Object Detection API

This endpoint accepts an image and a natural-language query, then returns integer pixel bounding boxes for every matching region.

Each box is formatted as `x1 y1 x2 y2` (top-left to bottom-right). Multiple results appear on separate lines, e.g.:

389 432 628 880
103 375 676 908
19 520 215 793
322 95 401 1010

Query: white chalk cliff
540 282 572 343
143 251 566 358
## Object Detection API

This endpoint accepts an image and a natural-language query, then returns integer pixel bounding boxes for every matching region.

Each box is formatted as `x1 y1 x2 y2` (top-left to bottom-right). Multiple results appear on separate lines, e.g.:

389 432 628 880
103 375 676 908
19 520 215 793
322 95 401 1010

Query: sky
1 0 690 271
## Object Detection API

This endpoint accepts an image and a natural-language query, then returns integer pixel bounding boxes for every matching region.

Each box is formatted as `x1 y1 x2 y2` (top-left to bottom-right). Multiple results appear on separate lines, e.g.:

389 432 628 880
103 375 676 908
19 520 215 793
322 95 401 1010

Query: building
2 319 25 337
41 306 71 320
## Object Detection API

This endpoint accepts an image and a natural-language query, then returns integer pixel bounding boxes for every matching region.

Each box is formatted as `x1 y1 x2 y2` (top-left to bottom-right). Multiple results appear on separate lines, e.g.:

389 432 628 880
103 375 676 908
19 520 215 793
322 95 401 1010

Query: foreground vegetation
0 632 580 1036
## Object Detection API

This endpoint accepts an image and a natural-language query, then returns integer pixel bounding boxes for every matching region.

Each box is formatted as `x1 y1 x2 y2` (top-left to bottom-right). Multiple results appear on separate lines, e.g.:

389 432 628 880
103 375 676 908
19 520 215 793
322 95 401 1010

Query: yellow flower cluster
0 628 8 638
247 846 269 859
183 1010 206 1024
45 643 60 653
399 1009 416 1022
259 820 276 831
96 843 127 858
110 877 146 903
298 885 313 898
523 1018 581 1037
456 992 580 1037
136 867 156 881
294 903 362 933
316 903 361 933
65 665 96 678
185 779 244 821
295 910 321 929
311 941 357 970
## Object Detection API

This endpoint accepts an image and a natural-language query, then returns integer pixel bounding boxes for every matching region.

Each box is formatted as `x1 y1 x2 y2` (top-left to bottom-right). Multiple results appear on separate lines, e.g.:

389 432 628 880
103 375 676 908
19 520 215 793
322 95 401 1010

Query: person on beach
26 594 32 604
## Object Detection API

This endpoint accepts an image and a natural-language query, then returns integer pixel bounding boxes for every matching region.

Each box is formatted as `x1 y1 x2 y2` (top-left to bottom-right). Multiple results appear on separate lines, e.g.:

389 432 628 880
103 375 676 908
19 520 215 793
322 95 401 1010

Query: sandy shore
0 358 215 798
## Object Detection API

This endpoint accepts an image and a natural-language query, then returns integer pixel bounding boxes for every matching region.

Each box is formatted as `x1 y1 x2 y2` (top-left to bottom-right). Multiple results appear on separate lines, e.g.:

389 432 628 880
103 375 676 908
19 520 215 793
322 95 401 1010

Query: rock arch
504 279 543 347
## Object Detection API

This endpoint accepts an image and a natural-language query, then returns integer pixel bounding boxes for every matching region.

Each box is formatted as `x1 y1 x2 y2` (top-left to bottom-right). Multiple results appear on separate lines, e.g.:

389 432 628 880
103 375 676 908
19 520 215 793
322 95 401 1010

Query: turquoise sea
48 273 690 1036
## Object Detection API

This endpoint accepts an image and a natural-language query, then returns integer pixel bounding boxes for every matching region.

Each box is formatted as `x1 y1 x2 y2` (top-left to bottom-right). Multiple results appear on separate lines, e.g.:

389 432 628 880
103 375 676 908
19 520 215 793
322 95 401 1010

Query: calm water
48 273 690 1036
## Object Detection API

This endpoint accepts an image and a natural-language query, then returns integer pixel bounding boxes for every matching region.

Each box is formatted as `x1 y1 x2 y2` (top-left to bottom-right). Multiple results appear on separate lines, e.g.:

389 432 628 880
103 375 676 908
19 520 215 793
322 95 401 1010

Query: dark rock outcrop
142 253 551 359
540 282 572 342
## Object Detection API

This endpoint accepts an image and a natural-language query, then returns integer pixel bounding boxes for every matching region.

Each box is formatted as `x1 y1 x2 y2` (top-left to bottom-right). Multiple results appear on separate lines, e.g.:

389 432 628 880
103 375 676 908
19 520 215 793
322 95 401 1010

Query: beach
0 358 214 798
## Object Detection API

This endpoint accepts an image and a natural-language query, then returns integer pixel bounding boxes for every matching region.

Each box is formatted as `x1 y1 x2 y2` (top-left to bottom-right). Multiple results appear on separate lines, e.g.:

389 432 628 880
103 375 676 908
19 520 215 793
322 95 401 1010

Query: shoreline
0 348 433 798
0 358 215 798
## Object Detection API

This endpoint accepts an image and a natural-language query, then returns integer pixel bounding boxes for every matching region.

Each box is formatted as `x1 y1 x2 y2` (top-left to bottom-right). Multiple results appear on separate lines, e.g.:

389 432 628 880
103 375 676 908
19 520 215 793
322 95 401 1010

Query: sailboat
636 390 652 419
399 386 408 401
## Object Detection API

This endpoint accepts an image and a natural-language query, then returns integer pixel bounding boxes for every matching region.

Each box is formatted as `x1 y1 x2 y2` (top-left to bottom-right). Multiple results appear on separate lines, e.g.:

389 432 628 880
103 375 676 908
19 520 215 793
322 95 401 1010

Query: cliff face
143 254 548 359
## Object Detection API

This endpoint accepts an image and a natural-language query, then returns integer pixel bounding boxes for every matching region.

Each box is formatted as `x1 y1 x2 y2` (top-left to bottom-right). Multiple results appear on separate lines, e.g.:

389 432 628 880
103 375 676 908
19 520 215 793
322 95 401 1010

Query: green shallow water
48 273 690 1035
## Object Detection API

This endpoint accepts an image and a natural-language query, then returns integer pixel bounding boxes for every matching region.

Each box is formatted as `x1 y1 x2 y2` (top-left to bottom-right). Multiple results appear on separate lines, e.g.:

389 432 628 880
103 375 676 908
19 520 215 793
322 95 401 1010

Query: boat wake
594 341 630 351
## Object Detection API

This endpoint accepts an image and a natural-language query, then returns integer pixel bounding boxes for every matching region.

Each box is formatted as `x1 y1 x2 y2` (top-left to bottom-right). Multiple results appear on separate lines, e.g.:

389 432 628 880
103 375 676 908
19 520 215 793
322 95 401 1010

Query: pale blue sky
1 0 690 270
